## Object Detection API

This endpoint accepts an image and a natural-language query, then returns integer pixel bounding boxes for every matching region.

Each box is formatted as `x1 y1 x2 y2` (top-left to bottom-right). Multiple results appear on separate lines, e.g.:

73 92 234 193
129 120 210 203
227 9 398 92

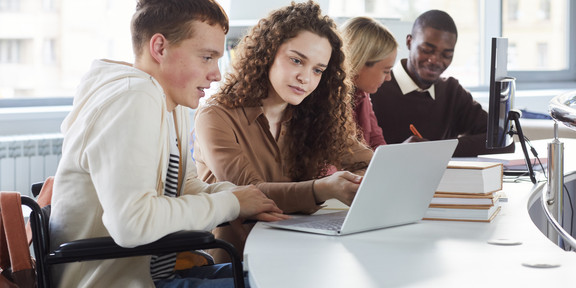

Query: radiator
0 134 63 196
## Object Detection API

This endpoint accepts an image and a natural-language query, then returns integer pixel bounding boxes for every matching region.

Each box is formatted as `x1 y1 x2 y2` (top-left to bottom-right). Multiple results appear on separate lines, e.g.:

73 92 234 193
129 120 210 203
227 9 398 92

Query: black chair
24 184 245 288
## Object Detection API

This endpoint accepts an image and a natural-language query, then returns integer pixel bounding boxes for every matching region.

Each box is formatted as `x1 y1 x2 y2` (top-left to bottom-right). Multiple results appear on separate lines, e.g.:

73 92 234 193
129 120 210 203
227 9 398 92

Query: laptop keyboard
293 217 345 231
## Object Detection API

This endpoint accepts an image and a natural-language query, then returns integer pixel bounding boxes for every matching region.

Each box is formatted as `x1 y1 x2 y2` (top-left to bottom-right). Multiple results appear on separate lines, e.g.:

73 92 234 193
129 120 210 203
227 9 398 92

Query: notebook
264 139 458 235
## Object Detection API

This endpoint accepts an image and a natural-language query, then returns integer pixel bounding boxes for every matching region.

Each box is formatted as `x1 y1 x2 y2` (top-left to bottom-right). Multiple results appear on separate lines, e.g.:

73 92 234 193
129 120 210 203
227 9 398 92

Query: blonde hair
340 17 398 78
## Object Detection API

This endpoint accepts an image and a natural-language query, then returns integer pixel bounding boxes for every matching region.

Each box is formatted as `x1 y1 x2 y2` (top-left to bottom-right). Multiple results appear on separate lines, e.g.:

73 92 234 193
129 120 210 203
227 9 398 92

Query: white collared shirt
393 62 436 100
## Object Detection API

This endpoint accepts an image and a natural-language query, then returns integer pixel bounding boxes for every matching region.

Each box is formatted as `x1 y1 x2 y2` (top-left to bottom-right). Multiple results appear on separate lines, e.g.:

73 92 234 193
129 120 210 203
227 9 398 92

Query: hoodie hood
61 59 164 133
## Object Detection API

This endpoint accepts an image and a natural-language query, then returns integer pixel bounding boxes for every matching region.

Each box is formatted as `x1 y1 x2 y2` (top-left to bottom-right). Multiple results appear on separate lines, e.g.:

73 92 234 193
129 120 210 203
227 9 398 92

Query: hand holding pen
410 124 423 138
405 124 428 143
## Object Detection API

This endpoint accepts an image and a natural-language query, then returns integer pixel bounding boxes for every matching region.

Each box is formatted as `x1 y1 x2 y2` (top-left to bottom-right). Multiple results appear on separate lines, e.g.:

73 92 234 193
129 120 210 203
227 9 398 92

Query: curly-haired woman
193 1 373 262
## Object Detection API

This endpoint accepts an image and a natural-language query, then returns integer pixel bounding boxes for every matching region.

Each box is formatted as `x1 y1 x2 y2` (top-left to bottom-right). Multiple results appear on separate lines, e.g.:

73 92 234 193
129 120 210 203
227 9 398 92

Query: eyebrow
423 42 454 53
289 49 328 68
200 48 223 57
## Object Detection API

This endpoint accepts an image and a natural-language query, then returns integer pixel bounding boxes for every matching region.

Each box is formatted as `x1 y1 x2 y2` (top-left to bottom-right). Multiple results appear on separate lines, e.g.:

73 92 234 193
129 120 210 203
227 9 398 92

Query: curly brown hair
212 1 359 181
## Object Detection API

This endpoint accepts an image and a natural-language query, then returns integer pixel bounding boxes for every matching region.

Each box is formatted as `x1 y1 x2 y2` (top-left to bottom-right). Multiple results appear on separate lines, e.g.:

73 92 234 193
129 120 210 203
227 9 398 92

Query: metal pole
546 122 564 247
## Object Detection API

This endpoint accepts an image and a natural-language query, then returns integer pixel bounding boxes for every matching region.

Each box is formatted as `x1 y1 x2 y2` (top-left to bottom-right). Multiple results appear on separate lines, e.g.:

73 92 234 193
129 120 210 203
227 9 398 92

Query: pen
409 124 423 138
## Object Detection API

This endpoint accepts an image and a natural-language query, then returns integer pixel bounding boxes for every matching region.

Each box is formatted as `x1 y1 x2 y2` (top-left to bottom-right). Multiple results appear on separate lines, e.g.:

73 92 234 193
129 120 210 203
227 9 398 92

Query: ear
405 34 412 50
149 33 167 64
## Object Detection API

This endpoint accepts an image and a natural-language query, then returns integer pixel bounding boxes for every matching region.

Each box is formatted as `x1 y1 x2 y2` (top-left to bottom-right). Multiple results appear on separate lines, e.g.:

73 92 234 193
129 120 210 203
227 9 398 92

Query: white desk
244 139 576 288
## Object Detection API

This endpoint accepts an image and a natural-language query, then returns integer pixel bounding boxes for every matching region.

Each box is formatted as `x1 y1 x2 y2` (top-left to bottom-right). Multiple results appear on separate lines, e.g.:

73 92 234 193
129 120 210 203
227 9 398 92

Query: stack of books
423 161 504 222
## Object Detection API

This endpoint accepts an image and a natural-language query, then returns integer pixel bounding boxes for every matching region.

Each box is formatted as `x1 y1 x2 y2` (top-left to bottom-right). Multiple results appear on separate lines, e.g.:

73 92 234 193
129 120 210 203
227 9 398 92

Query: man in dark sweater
370 10 514 157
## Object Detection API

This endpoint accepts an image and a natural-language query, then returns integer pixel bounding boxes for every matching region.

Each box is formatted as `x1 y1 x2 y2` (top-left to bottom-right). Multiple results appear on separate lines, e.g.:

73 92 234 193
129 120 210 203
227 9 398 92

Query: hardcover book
423 205 501 222
430 191 502 207
436 161 503 195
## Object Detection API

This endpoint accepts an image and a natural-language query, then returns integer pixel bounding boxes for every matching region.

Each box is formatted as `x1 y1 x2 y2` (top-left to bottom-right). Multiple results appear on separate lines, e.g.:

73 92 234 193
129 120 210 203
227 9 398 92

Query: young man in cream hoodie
49 0 286 287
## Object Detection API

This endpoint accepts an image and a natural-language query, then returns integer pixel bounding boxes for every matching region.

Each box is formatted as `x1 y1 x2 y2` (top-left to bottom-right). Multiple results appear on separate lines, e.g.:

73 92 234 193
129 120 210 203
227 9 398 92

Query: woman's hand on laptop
313 171 363 206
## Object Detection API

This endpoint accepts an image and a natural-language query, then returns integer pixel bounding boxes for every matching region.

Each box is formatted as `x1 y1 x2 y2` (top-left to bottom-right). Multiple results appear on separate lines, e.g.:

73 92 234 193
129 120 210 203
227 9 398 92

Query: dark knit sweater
370 69 514 157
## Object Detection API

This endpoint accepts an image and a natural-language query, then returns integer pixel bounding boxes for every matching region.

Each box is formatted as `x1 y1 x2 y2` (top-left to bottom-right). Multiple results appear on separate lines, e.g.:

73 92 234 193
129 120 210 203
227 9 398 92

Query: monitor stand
508 109 537 184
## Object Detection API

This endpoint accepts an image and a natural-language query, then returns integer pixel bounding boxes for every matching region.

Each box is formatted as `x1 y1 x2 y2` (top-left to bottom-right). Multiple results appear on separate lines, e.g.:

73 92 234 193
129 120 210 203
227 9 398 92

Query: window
503 0 574 82
507 0 520 21
0 0 574 104
0 39 20 64
365 0 376 14
0 0 133 100
0 0 19 11
508 43 518 70
536 42 548 69
503 0 565 71
540 0 551 20
42 0 55 11
43 38 57 65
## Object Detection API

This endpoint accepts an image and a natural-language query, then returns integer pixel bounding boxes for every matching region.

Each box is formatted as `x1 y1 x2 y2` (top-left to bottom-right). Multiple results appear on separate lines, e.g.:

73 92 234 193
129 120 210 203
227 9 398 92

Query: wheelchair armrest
48 230 215 264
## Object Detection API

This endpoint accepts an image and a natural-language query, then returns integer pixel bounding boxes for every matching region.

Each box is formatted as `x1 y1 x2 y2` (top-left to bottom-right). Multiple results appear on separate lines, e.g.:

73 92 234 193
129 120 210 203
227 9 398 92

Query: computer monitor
485 37 536 184
486 37 514 149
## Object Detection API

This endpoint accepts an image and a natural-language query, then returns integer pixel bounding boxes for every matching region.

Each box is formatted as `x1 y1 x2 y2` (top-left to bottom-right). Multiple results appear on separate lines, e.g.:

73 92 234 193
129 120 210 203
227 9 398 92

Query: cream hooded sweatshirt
49 59 240 287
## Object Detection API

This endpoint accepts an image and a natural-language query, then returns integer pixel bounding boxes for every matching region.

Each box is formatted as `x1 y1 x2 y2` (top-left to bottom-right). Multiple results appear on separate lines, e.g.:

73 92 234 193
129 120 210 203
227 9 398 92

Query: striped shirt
150 113 180 280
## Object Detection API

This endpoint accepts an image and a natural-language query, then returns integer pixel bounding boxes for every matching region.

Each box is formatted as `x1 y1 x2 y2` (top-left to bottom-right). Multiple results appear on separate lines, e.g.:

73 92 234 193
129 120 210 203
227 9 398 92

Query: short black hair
412 10 458 39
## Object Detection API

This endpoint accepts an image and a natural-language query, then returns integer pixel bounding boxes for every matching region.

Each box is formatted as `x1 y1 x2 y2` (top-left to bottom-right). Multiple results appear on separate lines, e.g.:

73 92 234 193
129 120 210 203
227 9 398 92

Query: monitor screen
486 37 515 149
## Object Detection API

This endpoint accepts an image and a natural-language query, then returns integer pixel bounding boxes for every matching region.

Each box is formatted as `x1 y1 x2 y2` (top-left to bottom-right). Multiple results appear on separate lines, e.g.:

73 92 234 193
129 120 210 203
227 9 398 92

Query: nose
208 63 222 82
427 53 440 65
297 69 310 84
384 73 392 82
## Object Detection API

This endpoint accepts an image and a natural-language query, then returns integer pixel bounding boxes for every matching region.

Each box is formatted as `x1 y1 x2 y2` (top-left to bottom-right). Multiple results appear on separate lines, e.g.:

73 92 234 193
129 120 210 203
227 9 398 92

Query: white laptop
264 139 458 235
